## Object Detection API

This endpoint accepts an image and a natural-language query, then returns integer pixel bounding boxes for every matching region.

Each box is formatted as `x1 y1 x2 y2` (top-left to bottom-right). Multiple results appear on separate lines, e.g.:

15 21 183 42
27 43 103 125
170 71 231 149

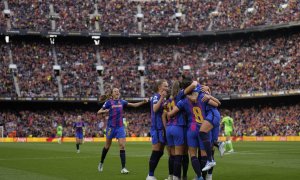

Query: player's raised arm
97 108 109 114
167 98 184 119
127 98 149 108
183 81 198 95
97 99 111 114
153 90 167 112
201 94 221 107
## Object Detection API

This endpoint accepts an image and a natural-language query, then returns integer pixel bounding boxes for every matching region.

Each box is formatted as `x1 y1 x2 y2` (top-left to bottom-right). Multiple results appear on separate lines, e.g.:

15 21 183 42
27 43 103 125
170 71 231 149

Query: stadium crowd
1 0 299 32
0 2 5 29
0 104 299 137
0 43 16 96
1 32 299 97
0 0 299 141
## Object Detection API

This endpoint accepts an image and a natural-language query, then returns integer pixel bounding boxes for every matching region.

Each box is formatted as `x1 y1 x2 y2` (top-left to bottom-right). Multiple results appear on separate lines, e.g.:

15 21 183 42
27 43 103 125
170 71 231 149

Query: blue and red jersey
206 104 219 115
176 93 207 128
73 121 85 134
150 93 164 130
102 99 128 127
193 84 202 93
165 90 186 126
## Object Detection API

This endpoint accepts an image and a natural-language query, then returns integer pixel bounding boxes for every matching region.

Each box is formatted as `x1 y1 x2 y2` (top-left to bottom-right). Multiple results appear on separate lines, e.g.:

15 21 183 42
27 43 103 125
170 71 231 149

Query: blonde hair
153 79 167 92
171 80 180 98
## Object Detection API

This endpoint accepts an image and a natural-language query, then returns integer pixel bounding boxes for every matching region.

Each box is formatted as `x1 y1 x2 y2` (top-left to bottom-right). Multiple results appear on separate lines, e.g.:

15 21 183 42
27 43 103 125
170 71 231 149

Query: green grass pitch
0 142 299 180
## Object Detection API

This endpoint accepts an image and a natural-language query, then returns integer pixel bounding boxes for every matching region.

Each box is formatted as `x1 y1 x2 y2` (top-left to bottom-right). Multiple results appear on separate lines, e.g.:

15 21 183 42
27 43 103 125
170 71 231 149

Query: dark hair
153 79 167 92
99 94 110 103
180 75 193 89
99 88 115 103
224 110 230 115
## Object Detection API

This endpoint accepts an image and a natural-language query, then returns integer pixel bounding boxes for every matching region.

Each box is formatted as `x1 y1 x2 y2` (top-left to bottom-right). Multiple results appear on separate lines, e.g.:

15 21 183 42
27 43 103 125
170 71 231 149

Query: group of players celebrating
147 76 225 180
93 75 234 180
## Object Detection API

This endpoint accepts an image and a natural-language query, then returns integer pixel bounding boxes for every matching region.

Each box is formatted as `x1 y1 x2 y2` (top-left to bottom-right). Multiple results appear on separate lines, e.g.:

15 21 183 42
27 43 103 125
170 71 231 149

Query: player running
97 88 148 174
73 116 85 153
221 110 235 153
56 122 63 144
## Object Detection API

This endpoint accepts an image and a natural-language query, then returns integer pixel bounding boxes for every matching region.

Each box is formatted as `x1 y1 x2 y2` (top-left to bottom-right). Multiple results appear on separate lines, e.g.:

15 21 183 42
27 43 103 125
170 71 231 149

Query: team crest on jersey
152 96 158 103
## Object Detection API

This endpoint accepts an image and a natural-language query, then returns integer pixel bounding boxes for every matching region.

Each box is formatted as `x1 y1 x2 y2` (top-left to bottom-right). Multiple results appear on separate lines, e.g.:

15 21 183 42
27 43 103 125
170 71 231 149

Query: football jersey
73 121 85 134
222 116 234 131
103 99 128 127
176 93 207 127
165 90 186 126
150 93 164 130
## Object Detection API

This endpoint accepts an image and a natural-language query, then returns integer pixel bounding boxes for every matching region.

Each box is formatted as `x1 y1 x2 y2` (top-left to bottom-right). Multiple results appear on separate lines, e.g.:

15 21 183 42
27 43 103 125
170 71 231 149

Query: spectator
0 103 298 137
3 0 299 32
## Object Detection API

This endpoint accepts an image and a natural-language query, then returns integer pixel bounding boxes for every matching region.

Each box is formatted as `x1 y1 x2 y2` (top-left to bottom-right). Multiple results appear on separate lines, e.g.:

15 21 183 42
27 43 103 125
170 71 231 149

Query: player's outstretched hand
143 98 149 103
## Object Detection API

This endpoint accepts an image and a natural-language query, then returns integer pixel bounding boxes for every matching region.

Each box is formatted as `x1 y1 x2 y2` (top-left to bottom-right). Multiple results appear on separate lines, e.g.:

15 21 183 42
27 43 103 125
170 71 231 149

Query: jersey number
167 101 175 112
193 107 204 124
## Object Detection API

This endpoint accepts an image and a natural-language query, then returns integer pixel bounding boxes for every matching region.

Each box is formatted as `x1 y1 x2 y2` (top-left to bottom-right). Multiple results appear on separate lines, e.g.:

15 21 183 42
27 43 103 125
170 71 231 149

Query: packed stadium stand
0 32 299 97
0 102 299 137
0 0 299 138
0 0 299 32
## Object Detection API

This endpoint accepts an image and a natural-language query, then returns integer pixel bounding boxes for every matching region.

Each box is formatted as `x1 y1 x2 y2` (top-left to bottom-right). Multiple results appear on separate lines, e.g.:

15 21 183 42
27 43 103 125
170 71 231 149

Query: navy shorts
206 110 221 127
76 132 83 139
150 129 165 145
106 126 126 139
187 123 211 150
166 125 185 146
206 110 221 143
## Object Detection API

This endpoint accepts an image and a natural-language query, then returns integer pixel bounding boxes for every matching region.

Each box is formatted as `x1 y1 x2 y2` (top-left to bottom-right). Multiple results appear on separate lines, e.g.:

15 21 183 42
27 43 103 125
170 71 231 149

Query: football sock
200 156 208 178
149 151 161 176
100 147 109 164
191 156 202 178
199 132 212 161
173 155 182 178
182 154 189 178
213 141 219 148
120 150 126 168
228 140 234 151
168 155 175 175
